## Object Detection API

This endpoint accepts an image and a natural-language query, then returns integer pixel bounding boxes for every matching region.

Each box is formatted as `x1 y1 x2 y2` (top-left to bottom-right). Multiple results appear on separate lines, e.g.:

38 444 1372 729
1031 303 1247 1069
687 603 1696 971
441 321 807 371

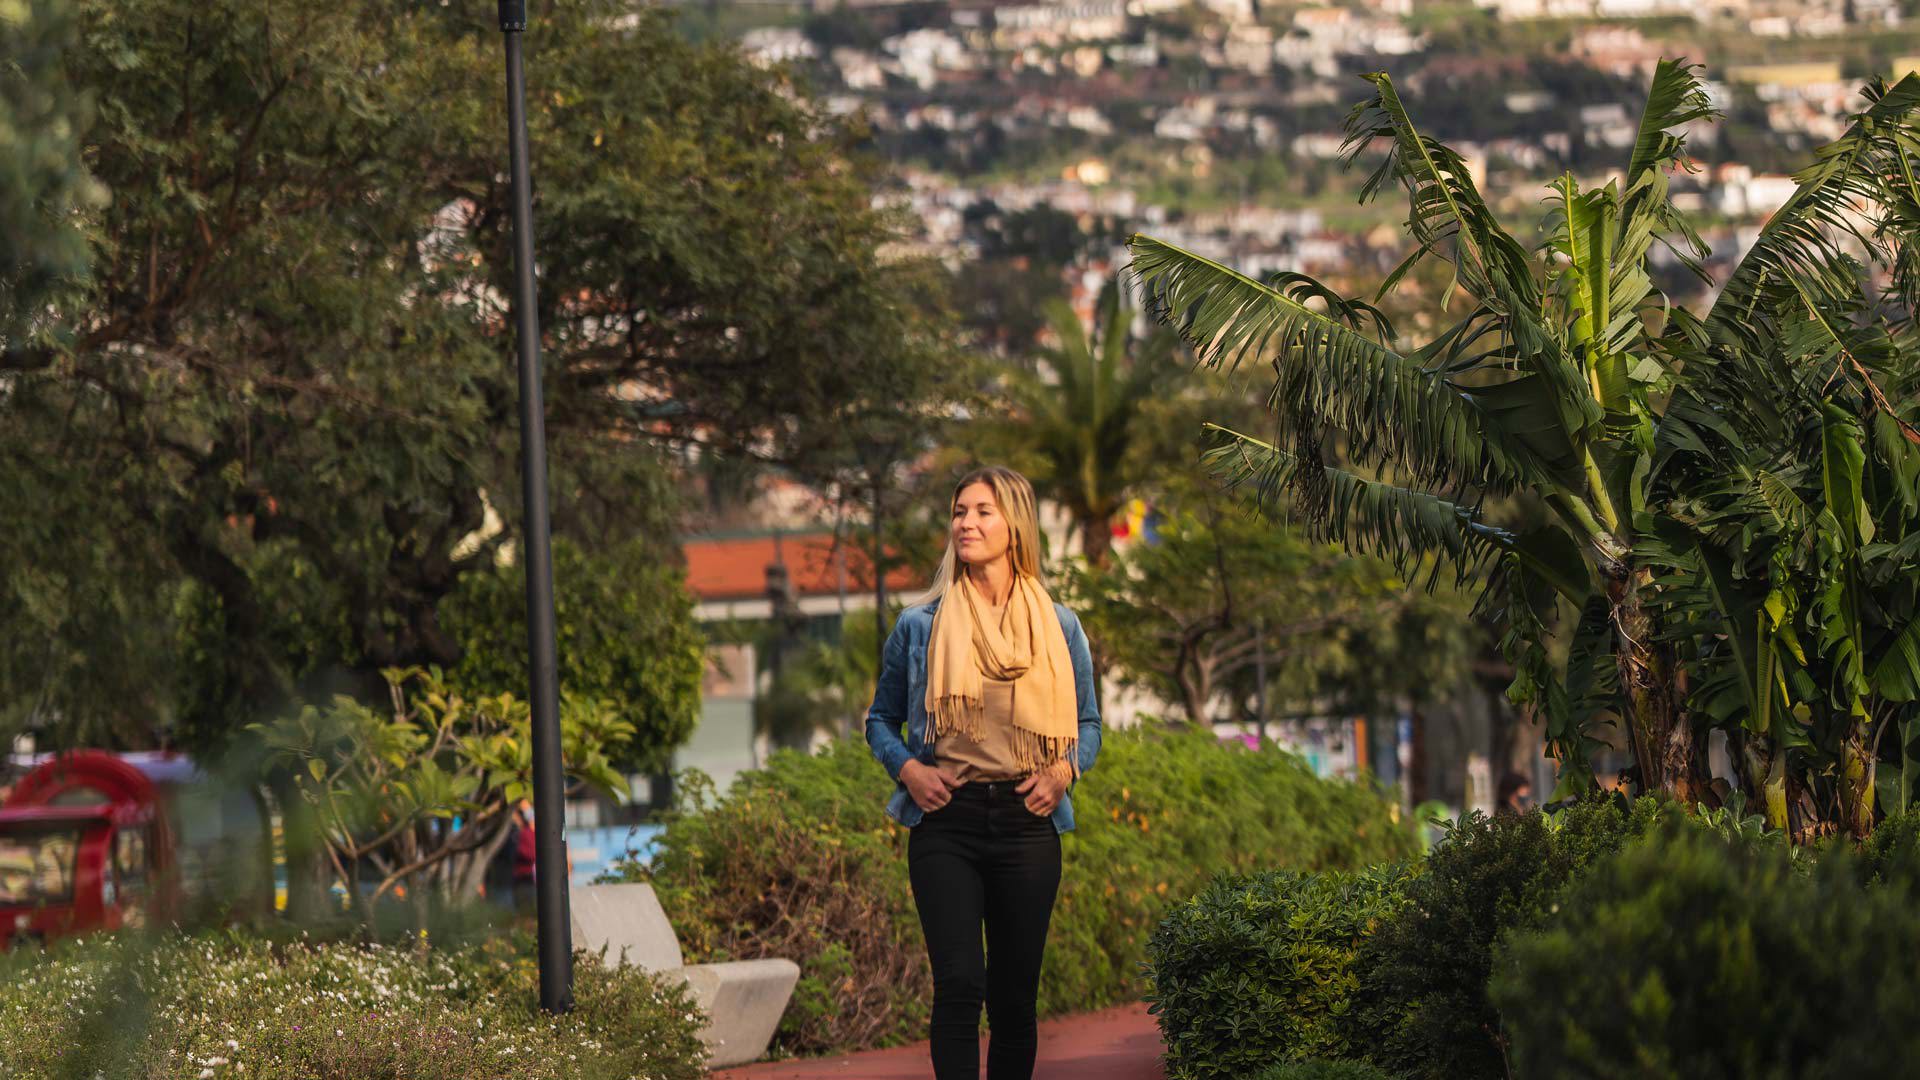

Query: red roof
681 532 929 603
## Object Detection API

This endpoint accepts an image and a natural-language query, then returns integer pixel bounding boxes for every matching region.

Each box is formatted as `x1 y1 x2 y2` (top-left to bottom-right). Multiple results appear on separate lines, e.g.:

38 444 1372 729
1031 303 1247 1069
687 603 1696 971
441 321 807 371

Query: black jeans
908 777 1063 1080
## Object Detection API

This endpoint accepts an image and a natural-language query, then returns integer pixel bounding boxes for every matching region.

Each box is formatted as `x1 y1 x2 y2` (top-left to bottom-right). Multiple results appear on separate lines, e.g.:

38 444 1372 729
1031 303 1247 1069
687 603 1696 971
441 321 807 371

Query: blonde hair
910 465 1045 608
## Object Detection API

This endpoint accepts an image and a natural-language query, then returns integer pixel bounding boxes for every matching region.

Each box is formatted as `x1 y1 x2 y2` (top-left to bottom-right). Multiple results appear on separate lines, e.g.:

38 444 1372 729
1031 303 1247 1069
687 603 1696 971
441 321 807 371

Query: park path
708 1000 1166 1080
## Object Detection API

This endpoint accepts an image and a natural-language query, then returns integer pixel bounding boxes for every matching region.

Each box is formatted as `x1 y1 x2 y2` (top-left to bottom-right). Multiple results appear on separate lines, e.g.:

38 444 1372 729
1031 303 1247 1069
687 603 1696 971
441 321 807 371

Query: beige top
931 594 1073 786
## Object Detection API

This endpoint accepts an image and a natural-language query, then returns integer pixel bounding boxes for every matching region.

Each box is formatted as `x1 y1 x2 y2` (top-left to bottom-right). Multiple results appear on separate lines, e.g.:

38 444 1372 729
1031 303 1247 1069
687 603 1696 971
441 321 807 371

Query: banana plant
1126 61 1920 819
1641 70 1920 834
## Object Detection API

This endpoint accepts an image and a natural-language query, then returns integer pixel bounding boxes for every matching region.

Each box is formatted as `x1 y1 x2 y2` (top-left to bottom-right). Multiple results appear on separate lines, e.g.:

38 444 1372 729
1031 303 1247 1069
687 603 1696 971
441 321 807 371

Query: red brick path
708 1001 1166 1080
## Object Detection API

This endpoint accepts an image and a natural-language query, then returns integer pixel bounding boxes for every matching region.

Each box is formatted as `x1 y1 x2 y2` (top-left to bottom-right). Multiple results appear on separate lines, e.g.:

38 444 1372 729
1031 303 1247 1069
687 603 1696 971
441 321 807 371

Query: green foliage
1143 863 1417 1080
1346 797 1668 1080
1855 806 1920 889
0 931 709 1079
441 538 704 774
3 0 950 757
1253 1062 1398 1080
250 667 633 918
0 0 102 338
980 278 1186 565
1060 493 1479 725
604 724 1414 1058
1128 59 1920 825
1492 819 1920 1078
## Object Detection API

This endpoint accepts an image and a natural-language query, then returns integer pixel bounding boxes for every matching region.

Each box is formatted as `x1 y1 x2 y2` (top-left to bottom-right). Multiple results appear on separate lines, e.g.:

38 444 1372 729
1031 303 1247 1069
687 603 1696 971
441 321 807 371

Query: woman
865 465 1103 1080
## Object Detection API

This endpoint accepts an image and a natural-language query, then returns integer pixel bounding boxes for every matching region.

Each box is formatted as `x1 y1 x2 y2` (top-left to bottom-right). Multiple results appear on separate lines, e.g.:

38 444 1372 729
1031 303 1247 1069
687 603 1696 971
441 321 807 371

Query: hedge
1143 863 1416 1080
609 724 1415 1058
0 930 708 1079
1493 818 1920 1077
1148 800 1920 1080
1254 1063 1397 1080
1343 796 1669 1080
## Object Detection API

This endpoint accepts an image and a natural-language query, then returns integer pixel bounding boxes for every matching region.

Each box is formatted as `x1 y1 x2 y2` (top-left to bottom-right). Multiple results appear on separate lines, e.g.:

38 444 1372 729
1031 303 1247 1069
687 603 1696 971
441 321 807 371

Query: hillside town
720 0 1919 315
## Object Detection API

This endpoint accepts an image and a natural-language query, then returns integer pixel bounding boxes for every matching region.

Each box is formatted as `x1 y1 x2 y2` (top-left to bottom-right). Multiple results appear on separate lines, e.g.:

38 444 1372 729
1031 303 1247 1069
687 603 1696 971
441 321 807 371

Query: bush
1144 863 1416 1080
1492 819 1920 1078
607 724 1415 1058
1344 796 1668 1080
1254 1062 1398 1080
0 930 709 1079
1857 806 1920 888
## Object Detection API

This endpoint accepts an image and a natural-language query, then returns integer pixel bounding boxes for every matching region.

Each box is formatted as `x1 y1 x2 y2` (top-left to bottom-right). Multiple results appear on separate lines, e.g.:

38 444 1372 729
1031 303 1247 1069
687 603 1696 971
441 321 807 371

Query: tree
0 0 101 343
1 0 956 914
0 0 151 746
252 666 633 928
1058 480 1478 726
440 537 706 775
989 279 1188 567
0 0 947 756
1127 63 1920 827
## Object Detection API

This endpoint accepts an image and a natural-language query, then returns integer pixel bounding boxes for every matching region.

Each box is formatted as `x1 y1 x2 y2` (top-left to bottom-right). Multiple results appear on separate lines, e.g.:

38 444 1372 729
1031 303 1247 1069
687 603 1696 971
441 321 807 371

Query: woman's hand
903 759 962 811
1017 759 1072 816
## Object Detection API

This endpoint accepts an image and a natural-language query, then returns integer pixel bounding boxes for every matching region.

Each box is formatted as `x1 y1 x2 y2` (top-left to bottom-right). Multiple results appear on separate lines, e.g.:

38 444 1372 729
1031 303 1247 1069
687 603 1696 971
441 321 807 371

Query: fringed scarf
924 569 1079 779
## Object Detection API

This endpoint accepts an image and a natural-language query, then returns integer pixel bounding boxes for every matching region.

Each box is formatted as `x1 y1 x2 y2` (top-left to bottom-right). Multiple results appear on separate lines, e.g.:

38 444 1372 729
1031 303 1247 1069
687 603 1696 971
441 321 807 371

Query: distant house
673 529 929 800
951 0 1129 49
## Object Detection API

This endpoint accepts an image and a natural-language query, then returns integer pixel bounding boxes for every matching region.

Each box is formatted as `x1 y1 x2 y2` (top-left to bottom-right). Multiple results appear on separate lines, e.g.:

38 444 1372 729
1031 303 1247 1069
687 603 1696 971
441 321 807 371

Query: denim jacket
864 596 1102 834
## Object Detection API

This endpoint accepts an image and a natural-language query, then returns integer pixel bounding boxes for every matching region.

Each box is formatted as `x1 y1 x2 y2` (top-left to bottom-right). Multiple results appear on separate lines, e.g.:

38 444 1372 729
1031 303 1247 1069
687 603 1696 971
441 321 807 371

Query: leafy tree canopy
0 0 948 765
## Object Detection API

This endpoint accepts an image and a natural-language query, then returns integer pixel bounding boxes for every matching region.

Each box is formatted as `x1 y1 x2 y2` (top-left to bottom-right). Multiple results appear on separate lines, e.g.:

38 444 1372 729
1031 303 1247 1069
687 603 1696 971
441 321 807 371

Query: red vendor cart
0 751 197 949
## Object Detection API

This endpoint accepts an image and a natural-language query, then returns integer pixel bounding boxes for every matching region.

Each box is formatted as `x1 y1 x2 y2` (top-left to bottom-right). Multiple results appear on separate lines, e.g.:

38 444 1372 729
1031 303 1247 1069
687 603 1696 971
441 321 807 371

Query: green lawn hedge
610 724 1415 1058
0 930 708 1079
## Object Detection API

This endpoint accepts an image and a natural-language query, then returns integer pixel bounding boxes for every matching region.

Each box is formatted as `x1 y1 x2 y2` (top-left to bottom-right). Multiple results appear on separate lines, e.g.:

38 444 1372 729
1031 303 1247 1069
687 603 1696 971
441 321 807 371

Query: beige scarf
925 569 1079 779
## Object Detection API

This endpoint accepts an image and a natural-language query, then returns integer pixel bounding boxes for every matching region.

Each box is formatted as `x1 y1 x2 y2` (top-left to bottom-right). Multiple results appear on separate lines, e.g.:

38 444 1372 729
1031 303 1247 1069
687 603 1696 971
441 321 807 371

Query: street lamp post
498 0 572 1014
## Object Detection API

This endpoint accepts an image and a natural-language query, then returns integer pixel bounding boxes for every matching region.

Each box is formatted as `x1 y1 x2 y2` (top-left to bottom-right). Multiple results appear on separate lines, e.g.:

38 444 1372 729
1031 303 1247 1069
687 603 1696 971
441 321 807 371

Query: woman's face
953 481 1012 567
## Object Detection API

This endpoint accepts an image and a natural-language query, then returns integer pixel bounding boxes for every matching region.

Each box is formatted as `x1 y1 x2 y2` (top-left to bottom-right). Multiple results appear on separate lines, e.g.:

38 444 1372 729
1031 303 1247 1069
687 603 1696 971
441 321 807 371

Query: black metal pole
499 0 572 1014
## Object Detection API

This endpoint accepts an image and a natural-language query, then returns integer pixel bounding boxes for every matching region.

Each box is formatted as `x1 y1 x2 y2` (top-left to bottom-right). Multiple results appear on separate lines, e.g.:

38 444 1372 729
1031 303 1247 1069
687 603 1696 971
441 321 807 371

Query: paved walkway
709 1001 1166 1080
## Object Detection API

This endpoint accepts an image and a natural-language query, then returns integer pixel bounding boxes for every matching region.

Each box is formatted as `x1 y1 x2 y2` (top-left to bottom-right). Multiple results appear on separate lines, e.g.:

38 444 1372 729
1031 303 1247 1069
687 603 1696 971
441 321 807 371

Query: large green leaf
1822 401 1873 550
1872 620 1920 702
1198 422 1517 583
1127 236 1549 494
1709 74 1920 343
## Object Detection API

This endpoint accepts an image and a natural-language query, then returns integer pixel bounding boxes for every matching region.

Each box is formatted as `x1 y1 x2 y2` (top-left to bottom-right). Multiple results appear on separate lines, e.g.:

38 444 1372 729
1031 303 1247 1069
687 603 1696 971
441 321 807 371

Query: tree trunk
1731 729 1792 832
1842 722 1877 839
1175 655 1209 727
1610 568 1712 804
1408 708 1430 806
454 815 517 901
1079 513 1114 568
249 784 276 924
270 772 330 924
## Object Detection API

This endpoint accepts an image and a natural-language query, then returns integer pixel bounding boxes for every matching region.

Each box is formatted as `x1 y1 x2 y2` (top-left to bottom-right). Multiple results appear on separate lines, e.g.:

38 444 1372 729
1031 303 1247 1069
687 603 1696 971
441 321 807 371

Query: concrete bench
569 882 800 1068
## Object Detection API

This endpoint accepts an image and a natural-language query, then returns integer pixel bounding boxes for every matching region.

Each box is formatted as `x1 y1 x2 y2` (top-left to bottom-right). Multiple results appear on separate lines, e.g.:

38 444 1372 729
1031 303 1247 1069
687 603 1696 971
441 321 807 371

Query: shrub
0 929 709 1080
608 724 1415 1058
1344 795 1668 1080
1492 819 1920 1078
1144 863 1416 1080
1857 806 1920 888
1254 1062 1398 1080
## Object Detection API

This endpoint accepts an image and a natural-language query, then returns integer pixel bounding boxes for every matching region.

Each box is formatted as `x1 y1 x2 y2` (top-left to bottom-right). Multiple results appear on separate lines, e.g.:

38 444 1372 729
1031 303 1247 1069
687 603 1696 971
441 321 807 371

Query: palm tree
1126 62 1920 822
999 278 1185 567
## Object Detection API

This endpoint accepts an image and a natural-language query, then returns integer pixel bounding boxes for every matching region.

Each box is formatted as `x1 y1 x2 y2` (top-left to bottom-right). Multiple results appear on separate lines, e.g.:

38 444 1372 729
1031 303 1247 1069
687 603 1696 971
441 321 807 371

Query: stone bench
569 881 800 1068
